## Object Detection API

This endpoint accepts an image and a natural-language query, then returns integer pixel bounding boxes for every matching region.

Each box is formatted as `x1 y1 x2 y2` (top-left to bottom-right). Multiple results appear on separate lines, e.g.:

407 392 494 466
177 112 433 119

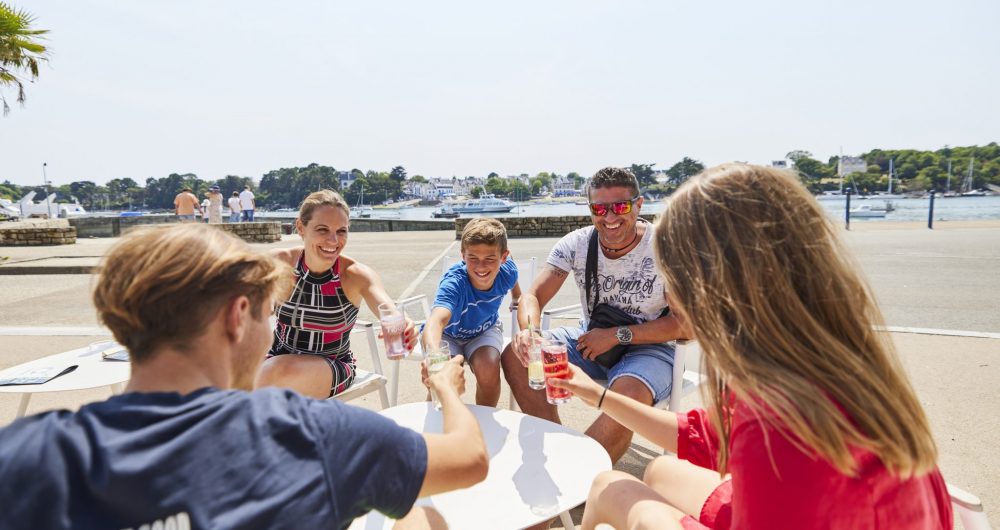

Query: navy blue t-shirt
431 258 518 340
0 387 427 530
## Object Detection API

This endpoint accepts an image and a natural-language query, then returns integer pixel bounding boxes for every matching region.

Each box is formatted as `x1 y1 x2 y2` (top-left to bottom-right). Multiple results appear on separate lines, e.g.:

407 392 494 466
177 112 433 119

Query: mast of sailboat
837 147 844 194
946 160 952 193
888 158 894 195
964 158 974 193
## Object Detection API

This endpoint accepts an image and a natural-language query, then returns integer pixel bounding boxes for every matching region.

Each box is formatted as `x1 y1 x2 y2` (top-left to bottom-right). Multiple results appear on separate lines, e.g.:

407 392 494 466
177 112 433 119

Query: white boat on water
848 204 886 218
1 191 88 219
451 193 515 214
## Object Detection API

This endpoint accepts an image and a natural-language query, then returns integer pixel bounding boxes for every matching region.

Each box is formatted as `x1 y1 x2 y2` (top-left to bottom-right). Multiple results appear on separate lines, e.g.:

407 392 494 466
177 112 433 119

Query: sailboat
350 183 373 218
873 159 905 199
942 160 959 197
960 158 987 197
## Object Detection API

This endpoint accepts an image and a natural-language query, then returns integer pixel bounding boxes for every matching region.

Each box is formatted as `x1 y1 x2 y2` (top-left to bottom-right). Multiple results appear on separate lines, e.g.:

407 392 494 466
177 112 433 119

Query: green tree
409 175 427 183
0 2 48 115
628 163 657 188
389 166 407 182
0 179 21 200
664 158 704 187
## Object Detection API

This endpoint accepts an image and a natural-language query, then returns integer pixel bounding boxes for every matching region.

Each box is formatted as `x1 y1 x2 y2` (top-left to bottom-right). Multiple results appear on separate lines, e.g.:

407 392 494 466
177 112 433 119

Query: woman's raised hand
547 364 605 408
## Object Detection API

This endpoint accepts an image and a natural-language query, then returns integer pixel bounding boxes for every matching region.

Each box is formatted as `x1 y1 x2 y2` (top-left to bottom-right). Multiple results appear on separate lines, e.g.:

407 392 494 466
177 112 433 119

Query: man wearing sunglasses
502 167 689 464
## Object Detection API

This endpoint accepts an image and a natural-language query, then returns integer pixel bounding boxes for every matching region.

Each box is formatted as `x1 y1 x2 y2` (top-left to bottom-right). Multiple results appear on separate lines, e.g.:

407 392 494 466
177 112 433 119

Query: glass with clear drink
425 342 451 409
378 303 407 360
527 330 545 390
542 340 571 404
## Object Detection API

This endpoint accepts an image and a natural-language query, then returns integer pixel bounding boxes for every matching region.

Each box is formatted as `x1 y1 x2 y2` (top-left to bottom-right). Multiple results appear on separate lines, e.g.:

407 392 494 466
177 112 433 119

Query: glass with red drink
542 340 571 404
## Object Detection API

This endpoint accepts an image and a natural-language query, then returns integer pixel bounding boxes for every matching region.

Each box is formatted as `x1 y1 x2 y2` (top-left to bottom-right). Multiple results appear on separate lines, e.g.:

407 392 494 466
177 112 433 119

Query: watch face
617 326 632 343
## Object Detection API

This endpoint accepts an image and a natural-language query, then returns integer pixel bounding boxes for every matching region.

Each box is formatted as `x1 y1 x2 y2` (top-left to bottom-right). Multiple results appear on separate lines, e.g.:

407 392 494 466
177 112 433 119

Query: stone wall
348 218 453 232
454 214 656 239
216 222 282 243
0 221 76 247
72 215 453 238
71 214 182 238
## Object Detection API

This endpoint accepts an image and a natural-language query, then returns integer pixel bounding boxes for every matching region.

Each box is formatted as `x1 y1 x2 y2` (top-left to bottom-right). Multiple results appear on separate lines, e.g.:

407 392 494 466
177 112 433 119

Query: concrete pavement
0 221 998 527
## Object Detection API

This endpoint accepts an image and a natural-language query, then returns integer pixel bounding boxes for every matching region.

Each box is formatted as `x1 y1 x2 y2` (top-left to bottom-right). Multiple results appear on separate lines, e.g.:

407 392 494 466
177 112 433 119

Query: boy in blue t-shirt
422 217 520 406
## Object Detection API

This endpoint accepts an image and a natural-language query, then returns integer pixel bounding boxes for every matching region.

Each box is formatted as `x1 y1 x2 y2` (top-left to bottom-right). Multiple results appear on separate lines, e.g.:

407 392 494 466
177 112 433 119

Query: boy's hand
428 355 466 397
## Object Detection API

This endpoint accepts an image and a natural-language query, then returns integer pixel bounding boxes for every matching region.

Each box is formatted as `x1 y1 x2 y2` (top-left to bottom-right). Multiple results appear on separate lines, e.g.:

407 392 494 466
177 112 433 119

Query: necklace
600 228 639 253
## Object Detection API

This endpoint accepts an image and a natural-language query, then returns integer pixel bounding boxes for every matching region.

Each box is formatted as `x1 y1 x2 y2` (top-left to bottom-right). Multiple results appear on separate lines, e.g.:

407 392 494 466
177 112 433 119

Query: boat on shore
450 193 515 214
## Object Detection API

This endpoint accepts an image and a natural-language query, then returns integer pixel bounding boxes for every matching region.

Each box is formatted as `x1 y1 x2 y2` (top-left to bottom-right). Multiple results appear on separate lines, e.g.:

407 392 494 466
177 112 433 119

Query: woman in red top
553 164 952 529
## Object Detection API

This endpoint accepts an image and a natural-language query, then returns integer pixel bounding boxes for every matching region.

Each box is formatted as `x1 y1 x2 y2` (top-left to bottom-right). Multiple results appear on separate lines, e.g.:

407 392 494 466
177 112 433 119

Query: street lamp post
42 162 52 218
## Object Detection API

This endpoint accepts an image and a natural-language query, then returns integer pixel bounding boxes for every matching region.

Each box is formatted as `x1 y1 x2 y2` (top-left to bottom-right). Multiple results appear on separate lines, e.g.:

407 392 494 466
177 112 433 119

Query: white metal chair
330 320 390 409
384 256 536 406
949 483 992 530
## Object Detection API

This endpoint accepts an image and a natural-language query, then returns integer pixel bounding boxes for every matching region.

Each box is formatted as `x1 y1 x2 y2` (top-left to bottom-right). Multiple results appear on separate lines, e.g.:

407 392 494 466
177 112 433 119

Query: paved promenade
1 220 997 527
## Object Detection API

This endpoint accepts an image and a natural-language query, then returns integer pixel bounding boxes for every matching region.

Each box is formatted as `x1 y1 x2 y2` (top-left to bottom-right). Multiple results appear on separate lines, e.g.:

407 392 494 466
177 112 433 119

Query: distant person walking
173 188 202 222
239 185 256 222
205 186 223 224
228 192 241 223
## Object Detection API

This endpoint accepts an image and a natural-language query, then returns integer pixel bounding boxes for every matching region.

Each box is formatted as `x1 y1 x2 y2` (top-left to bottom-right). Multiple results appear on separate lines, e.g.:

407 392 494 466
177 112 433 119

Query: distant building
838 156 867 177
338 171 355 190
772 160 788 169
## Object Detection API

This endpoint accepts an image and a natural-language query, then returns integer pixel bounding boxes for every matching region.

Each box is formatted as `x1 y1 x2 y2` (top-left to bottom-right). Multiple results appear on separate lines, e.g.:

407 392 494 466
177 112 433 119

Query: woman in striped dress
254 190 416 399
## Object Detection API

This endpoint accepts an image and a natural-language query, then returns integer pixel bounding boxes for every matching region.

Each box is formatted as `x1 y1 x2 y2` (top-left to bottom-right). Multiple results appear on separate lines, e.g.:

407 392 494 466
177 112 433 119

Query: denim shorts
176 214 196 222
544 326 675 404
441 321 504 362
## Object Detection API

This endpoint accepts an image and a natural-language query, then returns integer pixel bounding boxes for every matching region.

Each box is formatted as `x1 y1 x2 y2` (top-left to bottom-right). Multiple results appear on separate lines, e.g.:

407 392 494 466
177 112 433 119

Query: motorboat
451 193 515 213
431 205 459 218
848 204 886 218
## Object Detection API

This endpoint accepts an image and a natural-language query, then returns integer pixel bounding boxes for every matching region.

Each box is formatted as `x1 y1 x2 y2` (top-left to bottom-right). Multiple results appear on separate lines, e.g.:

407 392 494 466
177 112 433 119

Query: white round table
348 402 611 530
0 340 130 418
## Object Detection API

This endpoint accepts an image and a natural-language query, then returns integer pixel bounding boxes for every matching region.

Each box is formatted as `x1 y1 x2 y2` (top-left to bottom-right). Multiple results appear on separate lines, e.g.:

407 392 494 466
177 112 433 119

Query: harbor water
257 195 1000 223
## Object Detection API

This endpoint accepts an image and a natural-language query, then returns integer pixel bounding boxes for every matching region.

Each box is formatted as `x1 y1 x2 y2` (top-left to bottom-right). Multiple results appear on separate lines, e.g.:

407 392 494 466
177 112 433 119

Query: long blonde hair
654 163 937 477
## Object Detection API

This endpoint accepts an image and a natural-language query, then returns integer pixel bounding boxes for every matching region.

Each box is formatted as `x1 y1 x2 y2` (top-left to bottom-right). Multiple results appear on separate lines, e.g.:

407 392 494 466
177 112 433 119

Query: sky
1 0 998 186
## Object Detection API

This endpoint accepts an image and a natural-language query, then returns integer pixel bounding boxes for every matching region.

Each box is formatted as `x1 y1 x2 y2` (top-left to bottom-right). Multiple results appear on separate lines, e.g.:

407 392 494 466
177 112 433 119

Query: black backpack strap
585 227 599 314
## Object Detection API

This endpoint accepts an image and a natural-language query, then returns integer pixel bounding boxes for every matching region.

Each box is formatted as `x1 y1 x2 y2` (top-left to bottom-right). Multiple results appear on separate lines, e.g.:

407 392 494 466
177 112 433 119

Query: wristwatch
615 326 633 345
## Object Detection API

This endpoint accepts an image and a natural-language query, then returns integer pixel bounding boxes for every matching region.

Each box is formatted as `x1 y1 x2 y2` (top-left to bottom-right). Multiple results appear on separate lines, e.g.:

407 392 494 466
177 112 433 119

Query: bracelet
597 387 609 409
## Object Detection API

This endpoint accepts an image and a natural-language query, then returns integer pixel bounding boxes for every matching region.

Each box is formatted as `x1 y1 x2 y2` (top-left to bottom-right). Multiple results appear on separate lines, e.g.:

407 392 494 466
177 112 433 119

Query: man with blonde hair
0 224 487 530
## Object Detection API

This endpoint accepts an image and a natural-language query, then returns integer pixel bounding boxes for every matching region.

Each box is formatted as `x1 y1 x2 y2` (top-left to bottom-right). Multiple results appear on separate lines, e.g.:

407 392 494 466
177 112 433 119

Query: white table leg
558 510 575 530
16 393 32 419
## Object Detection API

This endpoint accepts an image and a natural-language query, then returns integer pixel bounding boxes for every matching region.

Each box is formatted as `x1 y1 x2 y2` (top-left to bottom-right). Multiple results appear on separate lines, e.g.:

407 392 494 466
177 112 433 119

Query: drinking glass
542 340 572 404
425 342 451 409
378 303 407 360
527 333 546 390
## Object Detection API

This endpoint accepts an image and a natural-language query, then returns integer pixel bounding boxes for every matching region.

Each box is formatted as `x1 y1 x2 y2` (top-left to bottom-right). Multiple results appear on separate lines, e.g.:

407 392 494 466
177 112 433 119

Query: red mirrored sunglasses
588 197 639 216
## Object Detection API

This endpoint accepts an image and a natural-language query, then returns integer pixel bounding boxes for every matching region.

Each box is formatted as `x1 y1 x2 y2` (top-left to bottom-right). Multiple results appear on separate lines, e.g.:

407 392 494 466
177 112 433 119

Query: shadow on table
420 406 511 459
512 415 568 521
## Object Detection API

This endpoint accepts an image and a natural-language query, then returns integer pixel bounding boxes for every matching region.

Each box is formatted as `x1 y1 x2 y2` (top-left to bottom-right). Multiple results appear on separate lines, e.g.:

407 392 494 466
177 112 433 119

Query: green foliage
259 164 339 208
0 2 48 115
0 179 20 200
628 163 657 188
663 158 705 187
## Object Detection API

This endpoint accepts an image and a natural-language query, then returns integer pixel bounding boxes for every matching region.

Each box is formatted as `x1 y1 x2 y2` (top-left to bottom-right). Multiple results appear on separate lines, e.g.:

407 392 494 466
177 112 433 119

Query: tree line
789 143 1000 194
2 144 997 211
